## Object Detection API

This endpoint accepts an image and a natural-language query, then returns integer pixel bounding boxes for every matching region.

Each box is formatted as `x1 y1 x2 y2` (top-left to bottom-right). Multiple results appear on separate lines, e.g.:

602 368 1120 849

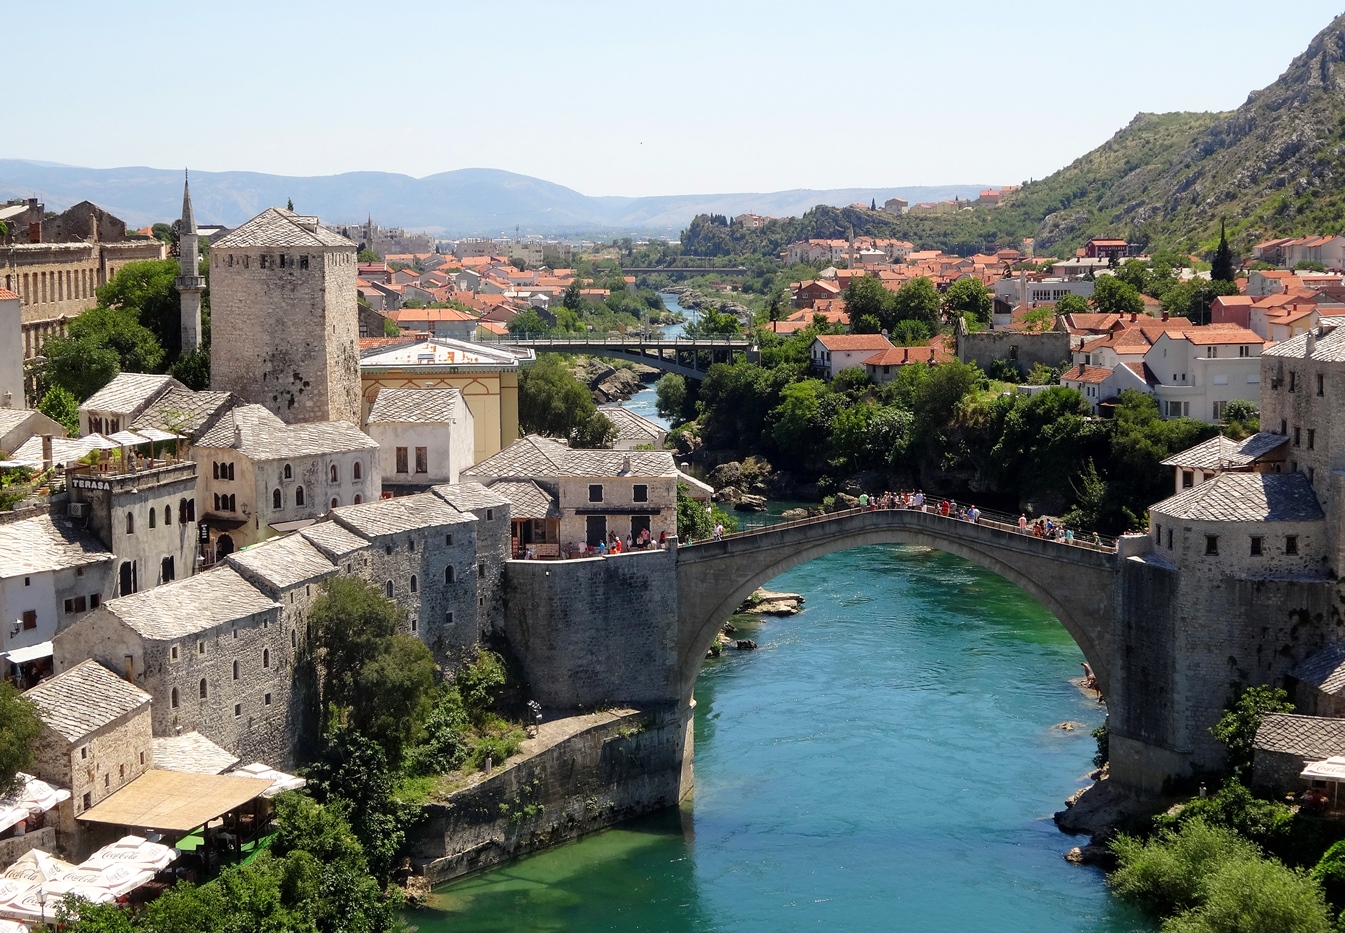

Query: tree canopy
517 355 616 448
0 682 42 797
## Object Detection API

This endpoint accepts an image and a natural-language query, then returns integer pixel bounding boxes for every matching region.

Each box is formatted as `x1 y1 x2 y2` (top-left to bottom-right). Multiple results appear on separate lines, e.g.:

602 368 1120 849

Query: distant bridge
485 335 758 378
621 267 750 276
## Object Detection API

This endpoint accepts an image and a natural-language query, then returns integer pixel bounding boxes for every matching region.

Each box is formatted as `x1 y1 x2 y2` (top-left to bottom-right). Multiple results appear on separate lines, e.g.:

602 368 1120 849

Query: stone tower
209 208 361 425
176 171 205 354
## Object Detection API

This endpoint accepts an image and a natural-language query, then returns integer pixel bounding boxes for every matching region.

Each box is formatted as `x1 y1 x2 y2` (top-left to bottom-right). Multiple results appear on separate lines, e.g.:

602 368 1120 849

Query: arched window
263 648 270 669
188 499 196 521
233 660 239 681
354 495 362 504
284 464 292 480
214 493 221 511
330 464 338 483
331 498 339 510
171 687 179 709
291 629 297 648
410 575 418 593
295 486 305 506
213 462 220 480
445 565 455 584
272 489 282 509
126 512 134 535
227 463 235 481
148 509 156 529
229 494 237 512
385 580 394 598
353 461 362 481
164 505 171 525
199 679 208 699
179 498 188 523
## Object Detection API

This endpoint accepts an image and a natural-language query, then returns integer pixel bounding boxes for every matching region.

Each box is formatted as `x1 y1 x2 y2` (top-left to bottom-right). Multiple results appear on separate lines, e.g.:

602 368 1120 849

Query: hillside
0 159 985 237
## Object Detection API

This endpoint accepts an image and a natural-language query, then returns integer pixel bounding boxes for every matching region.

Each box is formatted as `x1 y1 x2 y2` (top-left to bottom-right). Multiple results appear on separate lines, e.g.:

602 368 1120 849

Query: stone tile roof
101 567 279 639
333 492 474 539
0 512 112 577
26 660 151 744
598 406 665 441
212 208 352 250
1255 712 1345 758
1263 317 1345 362
10 435 116 467
1150 471 1324 523
81 373 179 415
299 520 370 559
0 409 39 437
131 388 241 439
1292 645 1345 696
1161 432 1290 469
464 435 679 481
367 387 464 424
227 534 335 591
152 732 240 775
432 482 512 513
194 404 375 460
488 480 560 519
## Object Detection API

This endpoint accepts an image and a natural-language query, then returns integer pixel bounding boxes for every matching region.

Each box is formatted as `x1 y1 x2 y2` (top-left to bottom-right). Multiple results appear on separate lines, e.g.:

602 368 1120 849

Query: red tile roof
815 334 894 352
1061 363 1113 384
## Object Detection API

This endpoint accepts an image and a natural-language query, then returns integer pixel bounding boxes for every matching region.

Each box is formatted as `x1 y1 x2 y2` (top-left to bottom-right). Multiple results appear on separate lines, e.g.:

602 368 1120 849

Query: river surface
406 545 1152 933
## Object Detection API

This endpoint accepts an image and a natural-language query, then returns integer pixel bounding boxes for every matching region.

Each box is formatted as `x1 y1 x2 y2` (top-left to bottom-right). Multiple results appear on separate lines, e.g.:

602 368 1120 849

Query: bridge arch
675 512 1118 706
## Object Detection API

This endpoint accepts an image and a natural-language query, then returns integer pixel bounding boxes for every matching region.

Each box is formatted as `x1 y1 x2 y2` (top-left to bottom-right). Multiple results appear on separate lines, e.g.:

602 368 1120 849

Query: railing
483 333 752 347
683 502 1119 554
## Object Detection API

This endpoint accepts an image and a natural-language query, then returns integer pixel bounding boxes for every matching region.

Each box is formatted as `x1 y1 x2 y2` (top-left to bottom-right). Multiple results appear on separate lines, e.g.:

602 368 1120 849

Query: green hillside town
9 6 1345 933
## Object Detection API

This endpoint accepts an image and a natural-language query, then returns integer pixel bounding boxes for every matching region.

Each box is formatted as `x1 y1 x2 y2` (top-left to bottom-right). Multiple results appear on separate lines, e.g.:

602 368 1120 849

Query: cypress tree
1212 219 1235 282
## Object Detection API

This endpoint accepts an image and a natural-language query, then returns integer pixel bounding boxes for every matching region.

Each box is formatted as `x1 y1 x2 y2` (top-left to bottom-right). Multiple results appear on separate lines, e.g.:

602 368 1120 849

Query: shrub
1110 820 1261 916
1210 685 1294 782
1164 856 1331 933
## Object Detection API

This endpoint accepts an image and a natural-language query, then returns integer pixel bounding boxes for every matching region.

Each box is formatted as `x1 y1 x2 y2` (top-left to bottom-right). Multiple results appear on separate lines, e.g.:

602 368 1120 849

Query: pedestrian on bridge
1018 514 1028 533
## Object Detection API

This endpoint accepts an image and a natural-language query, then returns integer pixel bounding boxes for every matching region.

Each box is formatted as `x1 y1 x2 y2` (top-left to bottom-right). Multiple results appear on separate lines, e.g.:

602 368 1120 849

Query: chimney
1130 312 1138 323
1 392 10 409
1162 310 1169 321
622 455 631 474
1306 330 1317 357
27 221 41 243
41 434 52 471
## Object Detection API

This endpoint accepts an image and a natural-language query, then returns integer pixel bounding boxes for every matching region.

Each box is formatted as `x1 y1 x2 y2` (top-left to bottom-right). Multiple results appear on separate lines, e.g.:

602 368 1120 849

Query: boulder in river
735 640 758 651
734 495 768 512
780 508 810 520
736 588 804 616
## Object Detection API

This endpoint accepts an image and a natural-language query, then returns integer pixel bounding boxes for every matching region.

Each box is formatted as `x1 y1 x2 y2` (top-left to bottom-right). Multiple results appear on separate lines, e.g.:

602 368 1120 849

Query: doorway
586 516 607 548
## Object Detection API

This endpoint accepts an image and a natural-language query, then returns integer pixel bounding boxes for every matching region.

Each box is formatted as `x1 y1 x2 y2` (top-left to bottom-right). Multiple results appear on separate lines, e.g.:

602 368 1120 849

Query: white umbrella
233 762 306 797
134 427 183 442
0 917 29 933
0 881 31 904
106 430 151 447
39 880 116 905
82 836 176 872
2 851 74 884
64 864 153 898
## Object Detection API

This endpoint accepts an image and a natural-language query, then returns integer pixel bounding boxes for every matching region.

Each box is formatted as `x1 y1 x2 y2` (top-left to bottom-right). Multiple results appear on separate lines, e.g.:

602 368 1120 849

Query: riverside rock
736 588 804 616
733 495 767 512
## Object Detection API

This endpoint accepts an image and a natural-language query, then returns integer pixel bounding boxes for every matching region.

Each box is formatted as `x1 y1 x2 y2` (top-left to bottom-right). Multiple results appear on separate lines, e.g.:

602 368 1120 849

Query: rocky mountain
0 159 985 238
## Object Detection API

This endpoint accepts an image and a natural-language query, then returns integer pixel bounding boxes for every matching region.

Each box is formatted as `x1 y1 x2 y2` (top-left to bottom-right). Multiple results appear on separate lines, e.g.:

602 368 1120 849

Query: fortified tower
175 171 205 354
209 208 361 425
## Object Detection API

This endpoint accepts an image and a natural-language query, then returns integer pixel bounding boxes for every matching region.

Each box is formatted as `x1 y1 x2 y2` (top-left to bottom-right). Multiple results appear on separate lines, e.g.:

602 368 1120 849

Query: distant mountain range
0 160 989 238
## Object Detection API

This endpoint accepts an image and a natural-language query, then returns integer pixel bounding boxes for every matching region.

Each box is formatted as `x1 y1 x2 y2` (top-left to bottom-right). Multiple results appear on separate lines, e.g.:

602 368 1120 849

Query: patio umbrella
134 427 183 442
232 763 306 797
106 430 151 447
0 917 29 933
62 864 154 898
2 851 74 884
82 836 176 872
39 880 116 905
0 881 31 904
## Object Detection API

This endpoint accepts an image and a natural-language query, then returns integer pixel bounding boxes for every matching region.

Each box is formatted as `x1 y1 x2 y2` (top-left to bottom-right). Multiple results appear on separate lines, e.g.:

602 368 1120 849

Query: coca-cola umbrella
81 836 177 873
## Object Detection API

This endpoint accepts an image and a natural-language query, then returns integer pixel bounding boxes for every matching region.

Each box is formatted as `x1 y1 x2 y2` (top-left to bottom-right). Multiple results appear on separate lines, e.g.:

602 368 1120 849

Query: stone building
0 287 20 407
1260 317 1345 574
1159 432 1290 495
1252 712 1345 795
79 373 183 436
598 405 667 451
1290 644 1345 718
23 660 153 833
210 208 362 426
365 387 474 492
0 408 65 457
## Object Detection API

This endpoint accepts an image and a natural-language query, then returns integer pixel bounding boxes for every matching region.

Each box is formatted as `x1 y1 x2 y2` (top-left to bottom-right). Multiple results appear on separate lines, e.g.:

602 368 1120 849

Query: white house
810 334 895 379
365 387 475 490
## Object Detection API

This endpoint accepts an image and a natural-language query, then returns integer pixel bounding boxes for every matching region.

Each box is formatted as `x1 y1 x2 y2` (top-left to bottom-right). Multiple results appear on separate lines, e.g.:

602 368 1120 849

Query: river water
406 547 1151 933
406 293 1151 932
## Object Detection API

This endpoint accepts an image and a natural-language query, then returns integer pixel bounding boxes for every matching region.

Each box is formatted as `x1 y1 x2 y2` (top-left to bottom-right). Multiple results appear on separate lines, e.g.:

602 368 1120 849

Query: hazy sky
10 1 1344 196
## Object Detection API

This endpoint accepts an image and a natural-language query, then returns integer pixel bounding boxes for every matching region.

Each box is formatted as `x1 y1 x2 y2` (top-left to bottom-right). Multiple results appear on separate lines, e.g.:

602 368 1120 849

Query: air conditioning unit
68 502 88 519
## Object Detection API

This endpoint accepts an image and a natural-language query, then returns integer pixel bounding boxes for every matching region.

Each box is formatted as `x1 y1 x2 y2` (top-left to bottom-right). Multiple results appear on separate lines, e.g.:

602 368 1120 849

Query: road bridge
485 335 757 378
621 267 750 275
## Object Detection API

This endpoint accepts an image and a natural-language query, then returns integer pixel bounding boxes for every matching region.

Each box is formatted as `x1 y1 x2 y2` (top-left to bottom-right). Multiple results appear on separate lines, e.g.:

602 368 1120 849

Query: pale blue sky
9 1 1344 196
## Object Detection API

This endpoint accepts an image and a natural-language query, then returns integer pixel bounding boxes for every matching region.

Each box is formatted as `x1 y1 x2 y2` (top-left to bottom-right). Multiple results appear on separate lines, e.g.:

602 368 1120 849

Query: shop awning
1 643 52 666
1301 756 1345 782
269 519 317 534
77 770 272 834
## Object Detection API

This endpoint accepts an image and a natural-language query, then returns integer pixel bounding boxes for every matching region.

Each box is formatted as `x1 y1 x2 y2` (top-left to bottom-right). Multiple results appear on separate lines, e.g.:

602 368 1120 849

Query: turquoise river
406 545 1155 932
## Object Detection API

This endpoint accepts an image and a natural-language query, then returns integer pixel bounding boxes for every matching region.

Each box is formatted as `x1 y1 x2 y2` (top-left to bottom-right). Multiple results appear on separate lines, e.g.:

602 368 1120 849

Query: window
330 464 339 483
234 703 242 718
445 533 454 546
300 255 309 270
161 557 174 583
589 484 603 503
171 645 178 660
1286 535 1299 556
633 484 648 503
409 539 416 552
411 617 418 633
1294 426 1301 447
149 509 156 529
1182 470 1194 489
478 562 485 578
354 495 362 504
1308 429 1316 450
1318 373 1325 396
126 512 134 535
1205 535 1219 556
1166 529 1173 550
265 692 272 706
1281 419 1288 435
1289 371 1298 392
445 565 455 584
279 253 286 268
81 747 88 760
296 486 305 506
214 493 220 511
164 505 171 525
82 792 91 811
139 751 145 765
410 575 418 593
119 764 124 780
284 464 292 480
385 544 393 555
395 447 409 474
1212 400 1226 421
64 596 87 614
90 594 99 609
1239 345 1250 358
179 498 189 523
21 610 36 630
331 497 339 510
354 461 363 481
411 446 427 474
1207 346 1218 358
486 509 493 521
198 641 205 655
22 577 28 587
386 580 394 598
263 648 270 668
213 462 220 480
104 774 109 789
445 611 454 626
273 489 282 509
291 630 297 648
199 679 208 699
227 463 235 481
1250 536 1263 556
233 660 240 681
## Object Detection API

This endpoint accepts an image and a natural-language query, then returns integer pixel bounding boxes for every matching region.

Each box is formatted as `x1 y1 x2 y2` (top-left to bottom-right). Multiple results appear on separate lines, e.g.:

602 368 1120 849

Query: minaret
176 170 205 353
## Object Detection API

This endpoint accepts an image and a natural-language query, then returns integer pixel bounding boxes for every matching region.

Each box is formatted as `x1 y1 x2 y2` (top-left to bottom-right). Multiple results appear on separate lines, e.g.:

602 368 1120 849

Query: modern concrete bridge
485 335 757 378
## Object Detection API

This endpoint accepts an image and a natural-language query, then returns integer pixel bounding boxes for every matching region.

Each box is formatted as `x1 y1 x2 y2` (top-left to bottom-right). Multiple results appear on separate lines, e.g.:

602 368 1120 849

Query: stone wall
502 550 679 708
0 827 56 867
410 706 685 886
956 329 1071 374
1252 749 1313 796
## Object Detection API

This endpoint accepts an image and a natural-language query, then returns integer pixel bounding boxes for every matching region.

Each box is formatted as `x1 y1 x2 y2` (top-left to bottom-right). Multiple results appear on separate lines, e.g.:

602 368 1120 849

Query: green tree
943 277 992 324
357 247 380 262
841 277 895 331
1212 219 1236 283
0 682 42 797
39 306 164 401
891 276 943 332
507 309 551 336
37 384 80 435
517 355 615 448
655 373 687 425
95 259 184 358
1055 293 1089 316
562 279 583 311
286 197 294 211
675 482 736 541
382 316 401 337
1161 278 1240 326
167 348 210 391
1090 275 1145 316
1210 685 1294 782
891 319 931 346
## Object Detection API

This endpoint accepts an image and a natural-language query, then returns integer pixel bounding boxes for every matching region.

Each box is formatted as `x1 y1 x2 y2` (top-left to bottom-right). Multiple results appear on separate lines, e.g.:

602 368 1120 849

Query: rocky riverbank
568 357 660 404
661 284 751 321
